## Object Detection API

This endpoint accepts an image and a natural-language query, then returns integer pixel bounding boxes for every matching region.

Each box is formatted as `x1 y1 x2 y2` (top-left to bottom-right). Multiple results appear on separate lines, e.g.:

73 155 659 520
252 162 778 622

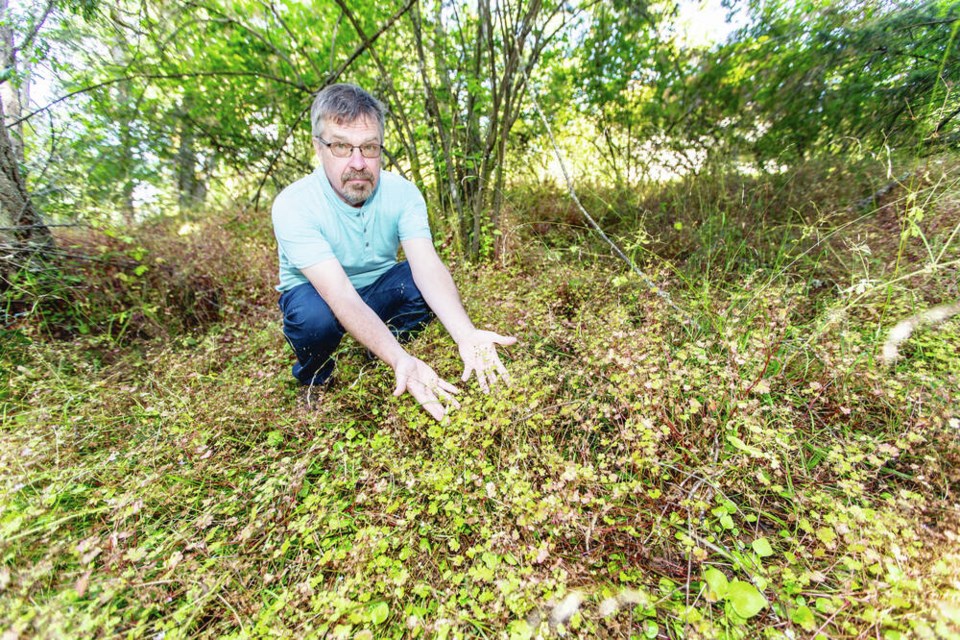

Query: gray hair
310 83 386 140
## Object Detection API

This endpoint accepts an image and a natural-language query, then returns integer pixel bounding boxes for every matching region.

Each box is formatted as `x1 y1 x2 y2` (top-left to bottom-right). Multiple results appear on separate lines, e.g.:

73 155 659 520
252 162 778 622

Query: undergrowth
1 156 959 639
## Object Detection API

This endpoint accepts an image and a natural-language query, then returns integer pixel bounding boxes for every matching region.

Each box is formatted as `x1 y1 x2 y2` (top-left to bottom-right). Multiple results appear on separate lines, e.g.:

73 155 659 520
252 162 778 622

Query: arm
300 258 460 420
402 237 517 392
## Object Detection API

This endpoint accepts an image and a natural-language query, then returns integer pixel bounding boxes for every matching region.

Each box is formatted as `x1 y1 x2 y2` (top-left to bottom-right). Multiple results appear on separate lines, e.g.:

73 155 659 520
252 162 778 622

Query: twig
0 223 84 230
8 0 56 60
326 0 416 85
7 72 312 128
850 170 916 212
521 68 689 320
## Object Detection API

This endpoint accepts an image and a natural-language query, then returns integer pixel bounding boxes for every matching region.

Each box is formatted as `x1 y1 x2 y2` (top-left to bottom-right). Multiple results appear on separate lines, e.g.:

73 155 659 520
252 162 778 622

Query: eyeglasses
315 137 383 159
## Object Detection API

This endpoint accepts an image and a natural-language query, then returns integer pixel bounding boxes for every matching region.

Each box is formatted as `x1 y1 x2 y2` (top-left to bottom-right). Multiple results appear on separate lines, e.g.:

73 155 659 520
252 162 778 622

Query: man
272 83 516 420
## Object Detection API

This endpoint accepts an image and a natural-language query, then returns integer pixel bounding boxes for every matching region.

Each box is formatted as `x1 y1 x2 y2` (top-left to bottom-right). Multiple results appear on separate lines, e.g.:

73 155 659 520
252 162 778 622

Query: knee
280 286 343 348
394 262 426 303
286 306 342 346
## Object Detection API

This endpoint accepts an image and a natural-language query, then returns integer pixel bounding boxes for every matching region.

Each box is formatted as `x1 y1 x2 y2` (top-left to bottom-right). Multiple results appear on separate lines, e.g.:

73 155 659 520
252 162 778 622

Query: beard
340 169 376 205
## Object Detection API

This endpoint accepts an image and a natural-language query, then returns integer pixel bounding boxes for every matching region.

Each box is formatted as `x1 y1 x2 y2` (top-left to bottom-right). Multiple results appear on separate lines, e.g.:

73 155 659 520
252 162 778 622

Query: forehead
322 116 381 141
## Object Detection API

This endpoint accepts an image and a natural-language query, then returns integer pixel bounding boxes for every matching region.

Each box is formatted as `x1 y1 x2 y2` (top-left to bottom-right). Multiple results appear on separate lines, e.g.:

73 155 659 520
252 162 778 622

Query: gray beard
342 183 373 205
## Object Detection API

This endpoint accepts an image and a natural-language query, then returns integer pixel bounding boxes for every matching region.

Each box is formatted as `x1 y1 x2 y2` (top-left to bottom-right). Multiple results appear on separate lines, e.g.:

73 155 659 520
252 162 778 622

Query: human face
314 116 382 207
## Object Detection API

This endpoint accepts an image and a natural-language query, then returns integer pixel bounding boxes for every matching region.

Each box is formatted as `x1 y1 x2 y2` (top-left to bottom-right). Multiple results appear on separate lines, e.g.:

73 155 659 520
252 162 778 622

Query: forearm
412 266 476 344
329 296 409 368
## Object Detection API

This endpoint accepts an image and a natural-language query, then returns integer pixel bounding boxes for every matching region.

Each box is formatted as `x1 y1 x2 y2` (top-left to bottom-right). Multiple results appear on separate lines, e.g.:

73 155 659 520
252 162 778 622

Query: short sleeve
272 187 335 270
397 183 432 241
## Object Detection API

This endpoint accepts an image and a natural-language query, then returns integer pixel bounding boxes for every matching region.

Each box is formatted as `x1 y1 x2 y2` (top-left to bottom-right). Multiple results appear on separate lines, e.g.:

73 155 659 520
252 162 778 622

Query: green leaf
507 620 533 640
752 537 774 557
369 601 389 625
643 620 659 638
727 580 767 619
726 434 763 457
791 604 816 630
703 567 729 602
816 527 837 546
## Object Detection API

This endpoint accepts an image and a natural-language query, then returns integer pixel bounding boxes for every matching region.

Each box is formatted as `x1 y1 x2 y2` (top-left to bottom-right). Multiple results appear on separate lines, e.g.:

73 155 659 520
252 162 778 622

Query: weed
2 157 959 638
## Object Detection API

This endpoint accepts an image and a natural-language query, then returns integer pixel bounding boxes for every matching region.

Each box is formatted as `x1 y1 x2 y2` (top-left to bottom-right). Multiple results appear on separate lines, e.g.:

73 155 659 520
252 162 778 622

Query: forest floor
2 156 960 639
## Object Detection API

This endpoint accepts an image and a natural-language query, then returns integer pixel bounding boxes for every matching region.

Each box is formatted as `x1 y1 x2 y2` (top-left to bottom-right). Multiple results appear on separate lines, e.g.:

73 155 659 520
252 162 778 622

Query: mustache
342 169 374 182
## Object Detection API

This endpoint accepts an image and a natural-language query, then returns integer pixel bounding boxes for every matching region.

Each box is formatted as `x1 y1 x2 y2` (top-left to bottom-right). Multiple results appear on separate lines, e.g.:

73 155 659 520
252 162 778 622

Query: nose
347 147 367 169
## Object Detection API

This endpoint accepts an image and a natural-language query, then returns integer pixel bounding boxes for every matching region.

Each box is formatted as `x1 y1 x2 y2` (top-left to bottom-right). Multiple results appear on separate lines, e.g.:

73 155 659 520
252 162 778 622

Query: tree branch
7 71 312 128
326 0 415 83
932 103 960 137
10 0 55 59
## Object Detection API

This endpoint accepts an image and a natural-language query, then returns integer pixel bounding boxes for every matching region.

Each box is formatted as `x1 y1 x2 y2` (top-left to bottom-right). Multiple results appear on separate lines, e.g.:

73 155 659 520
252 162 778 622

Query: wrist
451 324 477 346
386 348 413 370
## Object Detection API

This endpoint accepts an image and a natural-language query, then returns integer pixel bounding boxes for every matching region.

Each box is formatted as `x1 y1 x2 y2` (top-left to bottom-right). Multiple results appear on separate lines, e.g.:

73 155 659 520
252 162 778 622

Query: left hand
458 329 518 393
393 355 461 421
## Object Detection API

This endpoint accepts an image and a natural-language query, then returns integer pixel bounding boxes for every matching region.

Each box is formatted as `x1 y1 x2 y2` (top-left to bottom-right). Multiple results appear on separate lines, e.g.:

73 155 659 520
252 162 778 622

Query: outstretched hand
393 355 461 421
458 329 518 393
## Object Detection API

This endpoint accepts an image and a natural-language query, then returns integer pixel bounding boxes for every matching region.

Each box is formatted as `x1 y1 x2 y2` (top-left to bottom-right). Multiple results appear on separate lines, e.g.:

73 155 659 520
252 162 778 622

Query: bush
1 209 276 343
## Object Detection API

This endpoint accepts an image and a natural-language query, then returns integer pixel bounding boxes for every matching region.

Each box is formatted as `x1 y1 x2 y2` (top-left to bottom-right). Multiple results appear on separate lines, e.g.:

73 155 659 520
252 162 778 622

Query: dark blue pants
278 261 434 385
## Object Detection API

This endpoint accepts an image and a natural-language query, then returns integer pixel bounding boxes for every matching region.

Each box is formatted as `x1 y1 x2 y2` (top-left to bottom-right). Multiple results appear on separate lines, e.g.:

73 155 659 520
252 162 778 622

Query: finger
438 378 460 395
437 387 461 411
413 387 445 420
477 366 491 394
492 334 518 346
461 363 473 383
393 372 408 397
424 398 445 421
494 357 511 386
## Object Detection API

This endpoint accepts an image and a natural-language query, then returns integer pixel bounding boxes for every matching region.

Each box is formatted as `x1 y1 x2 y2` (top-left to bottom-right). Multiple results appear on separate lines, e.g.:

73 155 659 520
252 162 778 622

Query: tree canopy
2 0 957 254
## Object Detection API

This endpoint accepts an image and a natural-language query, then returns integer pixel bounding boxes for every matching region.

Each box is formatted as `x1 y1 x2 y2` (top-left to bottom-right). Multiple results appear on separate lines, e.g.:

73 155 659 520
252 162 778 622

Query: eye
360 144 381 157
332 142 352 155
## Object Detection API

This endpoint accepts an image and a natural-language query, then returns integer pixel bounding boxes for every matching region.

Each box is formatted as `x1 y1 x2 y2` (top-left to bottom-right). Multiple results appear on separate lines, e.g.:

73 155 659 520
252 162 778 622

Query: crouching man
272 83 516 420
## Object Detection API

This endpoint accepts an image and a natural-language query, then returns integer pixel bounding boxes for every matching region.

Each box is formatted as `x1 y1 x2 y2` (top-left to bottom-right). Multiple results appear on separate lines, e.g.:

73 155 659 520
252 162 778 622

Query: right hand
393 355 461 420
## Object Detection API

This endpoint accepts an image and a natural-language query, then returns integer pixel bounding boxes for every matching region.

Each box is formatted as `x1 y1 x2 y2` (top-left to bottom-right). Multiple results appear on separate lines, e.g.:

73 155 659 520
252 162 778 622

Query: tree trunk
0 97 51 247
0 0 23 164
0 0 50 250
176 114 199 214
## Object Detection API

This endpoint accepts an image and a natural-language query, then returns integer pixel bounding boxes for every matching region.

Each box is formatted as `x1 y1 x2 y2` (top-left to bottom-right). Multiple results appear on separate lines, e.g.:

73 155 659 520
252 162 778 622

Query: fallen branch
521 68 688 319
851 170 916 212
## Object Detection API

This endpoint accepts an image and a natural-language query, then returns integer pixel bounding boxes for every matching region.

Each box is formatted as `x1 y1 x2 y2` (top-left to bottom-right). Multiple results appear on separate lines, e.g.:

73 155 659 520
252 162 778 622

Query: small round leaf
703 567 729 602
752 537 774 557
727 580 768 619
369 601 389 625
790 604 816 630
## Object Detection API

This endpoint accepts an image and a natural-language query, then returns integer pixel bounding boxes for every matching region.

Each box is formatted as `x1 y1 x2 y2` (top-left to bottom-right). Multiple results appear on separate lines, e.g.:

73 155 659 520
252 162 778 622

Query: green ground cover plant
2 157 959 638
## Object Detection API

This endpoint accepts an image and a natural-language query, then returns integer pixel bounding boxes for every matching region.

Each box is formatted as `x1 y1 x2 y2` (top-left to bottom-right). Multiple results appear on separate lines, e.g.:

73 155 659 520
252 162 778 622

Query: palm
393 356 460 420
458 330 517 393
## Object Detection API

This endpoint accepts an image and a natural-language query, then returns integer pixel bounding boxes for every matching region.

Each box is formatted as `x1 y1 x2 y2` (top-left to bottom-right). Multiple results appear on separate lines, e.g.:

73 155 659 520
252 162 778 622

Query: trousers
278 261 434 385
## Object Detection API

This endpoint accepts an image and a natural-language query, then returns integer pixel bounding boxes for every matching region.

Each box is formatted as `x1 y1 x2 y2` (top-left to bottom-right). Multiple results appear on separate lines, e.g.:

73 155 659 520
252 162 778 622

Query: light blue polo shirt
272 167 432 292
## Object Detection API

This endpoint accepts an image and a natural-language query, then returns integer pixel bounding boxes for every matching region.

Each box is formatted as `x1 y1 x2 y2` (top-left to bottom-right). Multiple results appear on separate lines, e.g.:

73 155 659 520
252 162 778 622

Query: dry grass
2 156 959 639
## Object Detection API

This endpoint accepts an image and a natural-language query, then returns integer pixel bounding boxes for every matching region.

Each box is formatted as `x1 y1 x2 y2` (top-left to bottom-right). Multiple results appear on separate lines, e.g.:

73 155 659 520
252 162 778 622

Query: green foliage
1 209 274 342
12 0 957 262
3 159 960 637
690 0 960 161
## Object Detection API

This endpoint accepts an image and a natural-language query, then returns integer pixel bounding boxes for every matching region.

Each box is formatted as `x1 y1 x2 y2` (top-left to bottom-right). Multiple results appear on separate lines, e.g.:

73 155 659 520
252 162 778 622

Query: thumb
461 364 472 382
492 334 518 346
393 372 408 397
